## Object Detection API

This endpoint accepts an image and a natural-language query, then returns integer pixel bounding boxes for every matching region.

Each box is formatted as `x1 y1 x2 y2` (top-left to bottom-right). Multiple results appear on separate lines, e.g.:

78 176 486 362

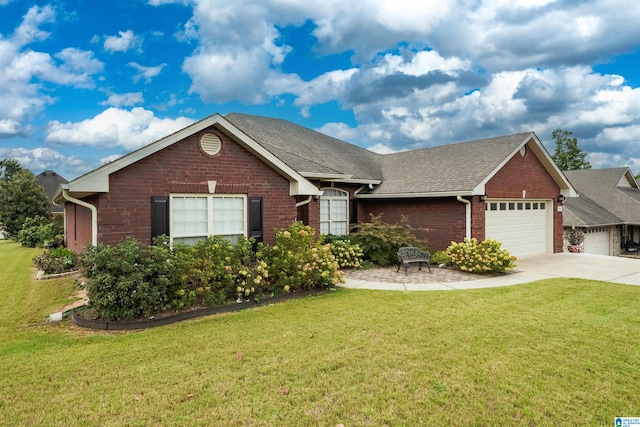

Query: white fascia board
300 172 353 180
301 172 382 185
625 168 640 189
356 190 472 199
476 132 578 198
67 114 220 194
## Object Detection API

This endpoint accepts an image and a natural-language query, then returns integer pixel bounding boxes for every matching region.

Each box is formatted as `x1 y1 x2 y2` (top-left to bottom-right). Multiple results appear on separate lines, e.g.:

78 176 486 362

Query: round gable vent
200 133 222 156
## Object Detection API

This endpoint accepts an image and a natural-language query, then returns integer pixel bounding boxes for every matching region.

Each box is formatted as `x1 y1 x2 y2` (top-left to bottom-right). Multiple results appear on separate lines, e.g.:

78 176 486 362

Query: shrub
170 236 267 307
78 224 343 321
445 238 516 274
321 236 364 269
17 216 63 247
564 228 584 245
349 214 428 266
430 250 451 266
33 247 78 275
259 222 344 292
79 238 175 321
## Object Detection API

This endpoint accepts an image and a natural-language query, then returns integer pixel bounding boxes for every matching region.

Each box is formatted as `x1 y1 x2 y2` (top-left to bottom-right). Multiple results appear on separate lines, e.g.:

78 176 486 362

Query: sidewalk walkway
341 253 640 291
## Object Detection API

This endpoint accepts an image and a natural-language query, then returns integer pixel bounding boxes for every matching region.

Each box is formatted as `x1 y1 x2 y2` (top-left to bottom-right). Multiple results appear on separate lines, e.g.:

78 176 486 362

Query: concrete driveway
513 252 640 286
341 253 640 291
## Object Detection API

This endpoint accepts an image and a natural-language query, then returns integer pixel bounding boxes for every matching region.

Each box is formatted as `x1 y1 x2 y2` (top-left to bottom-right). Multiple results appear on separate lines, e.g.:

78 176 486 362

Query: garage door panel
485 200 549 258
583 228 609 255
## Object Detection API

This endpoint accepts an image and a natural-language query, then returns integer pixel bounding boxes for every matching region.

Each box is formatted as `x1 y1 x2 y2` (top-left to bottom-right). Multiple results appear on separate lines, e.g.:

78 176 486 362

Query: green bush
78 223 344 321
349 214 428 266
170 236 267 307
79 238 175 321
259 222 343 292
430 250 451 266
445 238 516 274
33 247 78 275
327 239 364 269
17 216 63 247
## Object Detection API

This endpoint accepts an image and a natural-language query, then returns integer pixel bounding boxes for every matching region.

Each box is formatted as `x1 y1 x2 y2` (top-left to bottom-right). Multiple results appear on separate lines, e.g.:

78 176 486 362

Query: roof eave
356 190 473 199
65 113 321 198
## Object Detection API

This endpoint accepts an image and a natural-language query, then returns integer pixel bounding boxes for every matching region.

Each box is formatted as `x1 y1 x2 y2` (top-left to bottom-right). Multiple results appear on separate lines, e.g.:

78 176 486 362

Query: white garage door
583 228 610 255
485 200 550 258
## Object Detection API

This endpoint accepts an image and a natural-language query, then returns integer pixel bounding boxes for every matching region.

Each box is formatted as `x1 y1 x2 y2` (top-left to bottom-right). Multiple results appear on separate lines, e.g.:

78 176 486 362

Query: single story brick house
54 113 576 257
563 167 640 256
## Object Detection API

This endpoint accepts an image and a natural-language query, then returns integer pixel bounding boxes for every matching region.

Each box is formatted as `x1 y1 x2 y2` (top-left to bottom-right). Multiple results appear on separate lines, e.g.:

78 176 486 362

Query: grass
1 239 640 425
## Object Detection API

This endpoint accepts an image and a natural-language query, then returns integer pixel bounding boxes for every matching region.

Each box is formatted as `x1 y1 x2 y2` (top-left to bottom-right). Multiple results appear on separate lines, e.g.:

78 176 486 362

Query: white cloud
128 62 166 83
101 92 144 107
0 146 91 176
0 5 103 137
45 107 195 151
103 30 142 53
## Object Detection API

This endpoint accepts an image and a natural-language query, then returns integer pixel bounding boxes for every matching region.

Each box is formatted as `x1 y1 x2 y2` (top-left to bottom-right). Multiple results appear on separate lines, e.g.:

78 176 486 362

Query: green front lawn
1 239 639 425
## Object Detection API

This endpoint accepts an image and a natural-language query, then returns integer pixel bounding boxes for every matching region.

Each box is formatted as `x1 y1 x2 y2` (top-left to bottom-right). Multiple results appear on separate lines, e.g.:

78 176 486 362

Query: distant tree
0 169 51 239
0 159 23 182
551 129 591 170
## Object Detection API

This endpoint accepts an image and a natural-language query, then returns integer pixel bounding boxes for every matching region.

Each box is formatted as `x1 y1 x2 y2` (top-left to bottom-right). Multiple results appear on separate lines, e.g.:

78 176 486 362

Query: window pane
173 197 207 236
212 197 244 235
332 221 347 235
320 200 330 221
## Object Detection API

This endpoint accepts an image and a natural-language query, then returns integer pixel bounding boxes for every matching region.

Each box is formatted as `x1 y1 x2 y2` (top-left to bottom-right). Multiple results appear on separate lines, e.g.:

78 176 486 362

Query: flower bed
78 222 350 322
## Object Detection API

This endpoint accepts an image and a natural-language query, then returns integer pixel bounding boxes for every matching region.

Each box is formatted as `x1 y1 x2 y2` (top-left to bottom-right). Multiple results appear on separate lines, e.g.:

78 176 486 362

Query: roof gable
564 167 640 225
56 114 321 201
362 132 575 198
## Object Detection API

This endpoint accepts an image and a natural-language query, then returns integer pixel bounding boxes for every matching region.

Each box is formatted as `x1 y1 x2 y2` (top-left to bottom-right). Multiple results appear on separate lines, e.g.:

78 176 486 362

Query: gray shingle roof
36 170 68 213
225 113 383 181
371 132 532 195
563 168 640 226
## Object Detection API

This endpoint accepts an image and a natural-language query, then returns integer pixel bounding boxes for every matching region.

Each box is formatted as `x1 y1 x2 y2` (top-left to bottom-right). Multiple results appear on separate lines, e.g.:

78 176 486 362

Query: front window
171 195 246 244
320 188 348 235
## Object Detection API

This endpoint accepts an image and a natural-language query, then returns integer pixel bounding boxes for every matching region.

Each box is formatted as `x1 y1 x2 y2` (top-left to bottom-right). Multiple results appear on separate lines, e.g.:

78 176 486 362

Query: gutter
456 196 471 240
61 186 98 246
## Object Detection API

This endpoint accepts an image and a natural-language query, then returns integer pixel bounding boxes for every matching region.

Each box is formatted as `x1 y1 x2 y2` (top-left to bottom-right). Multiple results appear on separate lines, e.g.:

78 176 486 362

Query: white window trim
169 194 247 244
320 187 349 235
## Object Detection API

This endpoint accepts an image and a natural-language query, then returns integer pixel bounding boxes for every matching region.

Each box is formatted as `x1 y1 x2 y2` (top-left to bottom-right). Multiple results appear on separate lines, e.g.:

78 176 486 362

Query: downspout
295 196 313 208
62 188 98 246
456 196 471 240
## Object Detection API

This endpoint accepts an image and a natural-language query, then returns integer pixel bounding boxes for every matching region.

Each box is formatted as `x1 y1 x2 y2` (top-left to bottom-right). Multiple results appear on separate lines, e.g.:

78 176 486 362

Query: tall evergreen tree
0 159 22 182
0 169 51 239
551 128 591 170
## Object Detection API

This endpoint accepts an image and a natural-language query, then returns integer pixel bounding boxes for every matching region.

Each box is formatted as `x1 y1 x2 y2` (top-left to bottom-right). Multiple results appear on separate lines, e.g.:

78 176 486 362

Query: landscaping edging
36 270 80 281
72 288 330 330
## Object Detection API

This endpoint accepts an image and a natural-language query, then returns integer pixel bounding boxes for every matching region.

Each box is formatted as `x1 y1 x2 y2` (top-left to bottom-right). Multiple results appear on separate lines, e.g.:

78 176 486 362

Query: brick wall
485 142 563 252
64 198 96 253
355 141 564 253
70 127 298 248
358 198 467 251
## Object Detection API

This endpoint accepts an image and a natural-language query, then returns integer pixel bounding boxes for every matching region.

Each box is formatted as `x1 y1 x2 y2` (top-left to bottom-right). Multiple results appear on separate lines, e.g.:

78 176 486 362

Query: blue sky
1 0 639 180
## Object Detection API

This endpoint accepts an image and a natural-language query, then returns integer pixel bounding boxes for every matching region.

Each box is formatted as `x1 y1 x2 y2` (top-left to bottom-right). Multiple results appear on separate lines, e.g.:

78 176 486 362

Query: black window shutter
151 196 170 239
249 197 263 243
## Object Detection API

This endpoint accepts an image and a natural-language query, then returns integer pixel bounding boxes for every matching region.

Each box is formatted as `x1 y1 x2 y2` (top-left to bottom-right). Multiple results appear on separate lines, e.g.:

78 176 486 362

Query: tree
0 158 23 182
551 128 591 171
0 169 51 239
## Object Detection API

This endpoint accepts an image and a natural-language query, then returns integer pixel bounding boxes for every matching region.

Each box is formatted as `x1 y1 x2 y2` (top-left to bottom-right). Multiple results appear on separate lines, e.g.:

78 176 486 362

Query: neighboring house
563 168 640 256
53 113 576 257
36 170 68 215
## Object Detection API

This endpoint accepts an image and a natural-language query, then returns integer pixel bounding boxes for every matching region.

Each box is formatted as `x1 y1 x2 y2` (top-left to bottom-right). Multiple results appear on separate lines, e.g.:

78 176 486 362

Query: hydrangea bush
79 222 345 320
445 238 516 274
